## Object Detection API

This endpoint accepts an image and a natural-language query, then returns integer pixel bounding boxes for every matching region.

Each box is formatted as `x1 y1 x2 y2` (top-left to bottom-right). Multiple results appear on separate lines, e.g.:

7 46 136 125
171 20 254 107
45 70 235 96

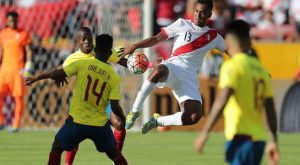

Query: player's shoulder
64 50 90 66
94 59 120 81
101 61 120 78
222 57 235 67
177 18 190 23
65 50 91 61
173 18 192 27
64 51 79 64
19 28 28 33
67 50 81 59
16 28 29 35
110 69 121 81
221 58 239 74
0 28 9 35
250 57 270 76
206 27 222 39
108 49 121 63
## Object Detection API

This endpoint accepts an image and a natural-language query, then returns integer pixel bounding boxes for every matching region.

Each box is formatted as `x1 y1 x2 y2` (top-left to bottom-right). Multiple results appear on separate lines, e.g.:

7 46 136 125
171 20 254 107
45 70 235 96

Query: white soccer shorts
160 58 202 105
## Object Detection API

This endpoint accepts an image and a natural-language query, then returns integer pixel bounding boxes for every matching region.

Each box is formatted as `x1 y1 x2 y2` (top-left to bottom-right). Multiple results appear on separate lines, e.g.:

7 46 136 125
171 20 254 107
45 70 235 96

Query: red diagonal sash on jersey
173 29 217 56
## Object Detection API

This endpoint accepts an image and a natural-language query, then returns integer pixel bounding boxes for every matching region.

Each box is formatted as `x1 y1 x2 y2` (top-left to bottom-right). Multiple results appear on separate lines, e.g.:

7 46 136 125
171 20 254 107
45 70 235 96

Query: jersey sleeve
63 60 82 77
214 34 226 52
218 61 239 90
108 49 121 63
63 53 76 67
161 18 184 40
22 31 31 46
109 75 121 100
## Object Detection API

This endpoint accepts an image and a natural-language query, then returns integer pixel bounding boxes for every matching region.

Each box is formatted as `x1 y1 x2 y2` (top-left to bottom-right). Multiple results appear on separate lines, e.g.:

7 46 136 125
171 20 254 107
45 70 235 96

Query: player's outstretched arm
264 98 280 165
24 66 67 86
117 57 128 68
194 87 232 153
118 32 166 58
110 100 126 125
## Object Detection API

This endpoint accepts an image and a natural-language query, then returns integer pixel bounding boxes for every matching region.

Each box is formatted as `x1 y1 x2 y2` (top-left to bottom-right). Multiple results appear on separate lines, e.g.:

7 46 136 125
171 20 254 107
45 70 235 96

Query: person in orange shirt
0 11 33 133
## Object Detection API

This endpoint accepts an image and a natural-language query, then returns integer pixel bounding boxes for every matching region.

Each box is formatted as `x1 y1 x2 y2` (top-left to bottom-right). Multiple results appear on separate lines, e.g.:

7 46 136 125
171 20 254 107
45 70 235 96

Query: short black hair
94 34 113 53
226 20 250 42
6 11 18 18
196 0 213 11
78 26 92 34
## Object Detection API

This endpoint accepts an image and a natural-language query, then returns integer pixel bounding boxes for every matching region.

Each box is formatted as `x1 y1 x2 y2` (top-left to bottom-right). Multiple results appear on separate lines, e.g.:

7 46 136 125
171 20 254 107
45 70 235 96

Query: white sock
156 112 183 126
132 80 156 113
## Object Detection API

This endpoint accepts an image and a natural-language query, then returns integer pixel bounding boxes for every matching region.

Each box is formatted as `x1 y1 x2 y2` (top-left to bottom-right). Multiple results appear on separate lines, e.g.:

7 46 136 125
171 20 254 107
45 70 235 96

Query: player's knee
190 113 201 124
181 101 202 125
148 64 169 83
110 116 125 131
182 112 201 125
114 120 125 131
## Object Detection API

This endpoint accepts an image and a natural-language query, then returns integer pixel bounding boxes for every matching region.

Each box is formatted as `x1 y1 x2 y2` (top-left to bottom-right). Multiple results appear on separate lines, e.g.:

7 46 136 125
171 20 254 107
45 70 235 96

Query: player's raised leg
142 100 202 134
125 64 169 129
142 64 203 133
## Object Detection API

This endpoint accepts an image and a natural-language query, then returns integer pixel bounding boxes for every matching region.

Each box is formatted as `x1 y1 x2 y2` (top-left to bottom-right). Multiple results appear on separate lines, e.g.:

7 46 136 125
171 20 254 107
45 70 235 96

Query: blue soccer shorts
225 135 266 165
52 116 116 153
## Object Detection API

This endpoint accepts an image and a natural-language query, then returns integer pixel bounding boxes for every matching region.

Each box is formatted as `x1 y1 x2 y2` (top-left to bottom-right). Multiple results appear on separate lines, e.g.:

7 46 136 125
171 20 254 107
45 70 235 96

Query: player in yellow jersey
194 20 279 165
57 27 127 165
24 34 128 165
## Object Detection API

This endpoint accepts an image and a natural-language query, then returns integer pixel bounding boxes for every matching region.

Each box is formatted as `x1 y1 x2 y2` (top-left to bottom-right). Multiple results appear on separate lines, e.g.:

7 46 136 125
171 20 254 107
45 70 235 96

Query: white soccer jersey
161 18 226 73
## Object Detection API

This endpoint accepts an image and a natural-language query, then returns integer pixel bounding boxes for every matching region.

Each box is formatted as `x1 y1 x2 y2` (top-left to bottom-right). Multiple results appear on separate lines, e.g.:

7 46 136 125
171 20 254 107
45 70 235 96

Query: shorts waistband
233 134 252 141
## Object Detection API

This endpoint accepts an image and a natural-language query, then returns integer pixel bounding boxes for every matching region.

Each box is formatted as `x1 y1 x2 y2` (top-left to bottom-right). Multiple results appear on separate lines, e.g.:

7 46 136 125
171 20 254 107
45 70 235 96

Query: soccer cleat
142 113 160 134
125 112 140 130
8 127 19 133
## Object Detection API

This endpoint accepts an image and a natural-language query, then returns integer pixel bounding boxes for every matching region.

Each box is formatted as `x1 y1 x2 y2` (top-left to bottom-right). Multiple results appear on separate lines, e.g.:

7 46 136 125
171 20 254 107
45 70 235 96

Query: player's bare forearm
134 32 165 49
264 98 278 143
24 66 67 85
194 88 232 153
119 32 165 57
25 45 32 61
201 88 233 135
110 100 126 123
117 57 128 68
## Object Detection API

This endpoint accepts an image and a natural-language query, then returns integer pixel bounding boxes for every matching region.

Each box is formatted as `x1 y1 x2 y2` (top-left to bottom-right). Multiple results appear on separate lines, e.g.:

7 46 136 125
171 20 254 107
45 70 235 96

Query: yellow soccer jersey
63 49 121 67
218 53 273 141
63 57 121 126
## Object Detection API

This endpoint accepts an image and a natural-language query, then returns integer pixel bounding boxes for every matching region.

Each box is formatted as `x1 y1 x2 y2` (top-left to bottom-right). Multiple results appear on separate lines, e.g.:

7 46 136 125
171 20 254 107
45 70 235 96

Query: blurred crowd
0 0 299 73
154 0 300 42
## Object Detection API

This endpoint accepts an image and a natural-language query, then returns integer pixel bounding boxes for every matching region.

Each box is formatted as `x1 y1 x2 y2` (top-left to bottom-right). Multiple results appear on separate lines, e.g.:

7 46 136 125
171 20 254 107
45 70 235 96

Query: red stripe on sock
114 129 126 151
65 145 79 165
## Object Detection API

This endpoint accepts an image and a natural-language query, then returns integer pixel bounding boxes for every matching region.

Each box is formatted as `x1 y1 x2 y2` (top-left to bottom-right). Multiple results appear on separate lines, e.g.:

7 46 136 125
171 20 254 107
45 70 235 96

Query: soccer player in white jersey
120 0 226 133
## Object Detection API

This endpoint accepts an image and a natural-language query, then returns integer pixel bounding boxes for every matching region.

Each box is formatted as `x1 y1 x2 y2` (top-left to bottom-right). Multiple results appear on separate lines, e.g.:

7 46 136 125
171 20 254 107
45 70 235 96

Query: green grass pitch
0 131 299 165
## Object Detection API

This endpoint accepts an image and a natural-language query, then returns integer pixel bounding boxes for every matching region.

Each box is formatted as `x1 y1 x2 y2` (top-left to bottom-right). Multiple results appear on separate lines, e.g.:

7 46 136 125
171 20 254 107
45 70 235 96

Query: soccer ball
127 52 149 74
